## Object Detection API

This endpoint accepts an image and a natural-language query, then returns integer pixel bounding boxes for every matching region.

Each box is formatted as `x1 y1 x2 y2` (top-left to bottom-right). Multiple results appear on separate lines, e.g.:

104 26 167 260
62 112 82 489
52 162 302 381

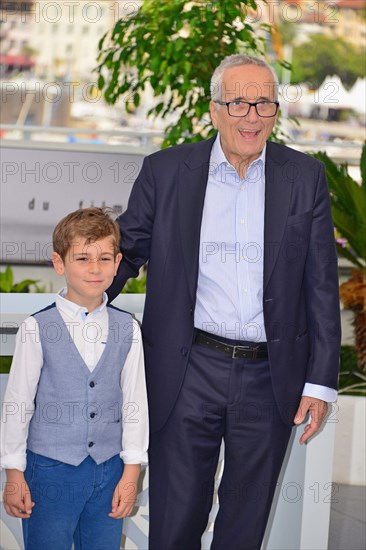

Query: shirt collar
56 287 108 320
210 134 266 174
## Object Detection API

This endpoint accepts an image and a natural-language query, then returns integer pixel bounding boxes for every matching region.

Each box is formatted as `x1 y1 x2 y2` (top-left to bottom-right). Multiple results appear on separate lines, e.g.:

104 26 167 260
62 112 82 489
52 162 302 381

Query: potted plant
312 143 366 485
313 143 365 380
0 265 39 293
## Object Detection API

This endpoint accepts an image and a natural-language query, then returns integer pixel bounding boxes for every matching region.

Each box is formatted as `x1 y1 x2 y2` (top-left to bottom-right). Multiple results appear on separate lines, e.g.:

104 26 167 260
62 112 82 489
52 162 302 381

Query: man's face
210 64 278 169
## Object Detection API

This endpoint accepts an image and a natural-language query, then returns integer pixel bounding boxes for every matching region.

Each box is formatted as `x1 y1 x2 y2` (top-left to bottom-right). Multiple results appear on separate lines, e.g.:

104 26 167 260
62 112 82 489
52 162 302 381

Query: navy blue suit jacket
108 137 341 432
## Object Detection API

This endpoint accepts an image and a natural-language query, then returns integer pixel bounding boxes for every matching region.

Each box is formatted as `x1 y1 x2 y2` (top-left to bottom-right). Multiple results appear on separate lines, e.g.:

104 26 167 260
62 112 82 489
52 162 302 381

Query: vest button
88 441 94 448
89 381 95 388
90 412 96 419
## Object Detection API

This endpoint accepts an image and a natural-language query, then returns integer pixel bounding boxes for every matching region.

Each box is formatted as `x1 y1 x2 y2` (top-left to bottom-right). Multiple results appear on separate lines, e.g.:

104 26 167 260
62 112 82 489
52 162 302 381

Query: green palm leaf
313 143 366 266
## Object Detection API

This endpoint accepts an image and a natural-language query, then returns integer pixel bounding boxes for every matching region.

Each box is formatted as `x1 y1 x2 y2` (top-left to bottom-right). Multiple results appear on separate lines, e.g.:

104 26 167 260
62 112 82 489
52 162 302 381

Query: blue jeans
22 450 124 550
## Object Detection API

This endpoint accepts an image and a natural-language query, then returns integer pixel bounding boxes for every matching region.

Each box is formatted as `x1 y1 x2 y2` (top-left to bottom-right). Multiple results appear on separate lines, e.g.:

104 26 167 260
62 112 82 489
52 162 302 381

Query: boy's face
52 236 122 310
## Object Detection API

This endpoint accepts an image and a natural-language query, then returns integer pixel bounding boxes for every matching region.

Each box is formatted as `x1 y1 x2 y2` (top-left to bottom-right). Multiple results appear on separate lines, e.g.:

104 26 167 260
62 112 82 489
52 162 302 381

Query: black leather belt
194 330 268 360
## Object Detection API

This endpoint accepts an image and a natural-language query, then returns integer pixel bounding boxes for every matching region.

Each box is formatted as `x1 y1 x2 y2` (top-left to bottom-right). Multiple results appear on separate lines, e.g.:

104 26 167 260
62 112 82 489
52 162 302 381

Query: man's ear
52 252 65 275
209 100 218 129
114 252 123 275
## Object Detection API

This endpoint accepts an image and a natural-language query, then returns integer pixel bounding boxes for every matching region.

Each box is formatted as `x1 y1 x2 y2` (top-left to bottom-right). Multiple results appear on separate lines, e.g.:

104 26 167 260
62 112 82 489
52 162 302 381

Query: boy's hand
3 469 35 518
109 464 141 519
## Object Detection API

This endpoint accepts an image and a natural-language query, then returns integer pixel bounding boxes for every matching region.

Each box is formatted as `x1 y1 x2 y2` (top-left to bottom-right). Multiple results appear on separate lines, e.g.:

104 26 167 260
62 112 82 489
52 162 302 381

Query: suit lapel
178 136 216 302
178 138 293 299
264 141 293 290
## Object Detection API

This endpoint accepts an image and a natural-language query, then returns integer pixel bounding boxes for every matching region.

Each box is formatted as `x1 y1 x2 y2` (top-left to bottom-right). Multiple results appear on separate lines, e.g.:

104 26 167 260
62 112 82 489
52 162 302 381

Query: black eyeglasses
214 100 279 118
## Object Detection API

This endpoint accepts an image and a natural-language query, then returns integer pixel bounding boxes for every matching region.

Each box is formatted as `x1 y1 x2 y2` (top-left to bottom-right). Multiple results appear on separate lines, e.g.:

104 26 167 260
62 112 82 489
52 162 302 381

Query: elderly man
108 55 341 550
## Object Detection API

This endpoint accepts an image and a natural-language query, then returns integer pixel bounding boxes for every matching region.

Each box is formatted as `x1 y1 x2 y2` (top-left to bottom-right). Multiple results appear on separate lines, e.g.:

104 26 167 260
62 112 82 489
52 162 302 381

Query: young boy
0 207 149 550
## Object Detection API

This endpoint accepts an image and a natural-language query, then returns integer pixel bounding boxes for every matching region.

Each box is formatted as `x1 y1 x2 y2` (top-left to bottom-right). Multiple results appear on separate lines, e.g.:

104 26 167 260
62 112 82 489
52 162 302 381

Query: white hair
210 54 279 101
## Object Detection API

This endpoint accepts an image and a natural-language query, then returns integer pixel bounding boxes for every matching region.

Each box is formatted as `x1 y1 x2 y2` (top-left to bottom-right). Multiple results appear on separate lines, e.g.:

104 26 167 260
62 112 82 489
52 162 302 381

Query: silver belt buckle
232 345 255 359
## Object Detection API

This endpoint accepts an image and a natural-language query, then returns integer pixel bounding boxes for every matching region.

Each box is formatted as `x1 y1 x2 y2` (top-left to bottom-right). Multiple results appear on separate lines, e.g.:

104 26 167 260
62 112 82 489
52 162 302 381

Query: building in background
0 1 133 126
29 1 116 80
323 0 366 48
1 1 136 79
0 0 35 75
260 0 366 48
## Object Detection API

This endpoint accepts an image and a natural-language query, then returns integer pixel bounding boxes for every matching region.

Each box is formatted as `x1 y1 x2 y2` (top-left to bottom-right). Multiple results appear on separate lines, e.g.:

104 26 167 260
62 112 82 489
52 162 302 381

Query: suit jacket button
190 307 194 315
181 347 188 357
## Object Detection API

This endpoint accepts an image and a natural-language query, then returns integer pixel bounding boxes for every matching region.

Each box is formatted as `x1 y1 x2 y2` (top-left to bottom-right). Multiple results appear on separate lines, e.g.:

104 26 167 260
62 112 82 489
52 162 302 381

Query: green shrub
0 266 40 293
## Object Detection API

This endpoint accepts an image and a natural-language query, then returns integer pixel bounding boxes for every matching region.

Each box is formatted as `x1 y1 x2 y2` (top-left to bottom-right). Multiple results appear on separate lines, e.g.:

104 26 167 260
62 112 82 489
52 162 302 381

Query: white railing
0 293 337 550
0 124 363 165
0 124 164 155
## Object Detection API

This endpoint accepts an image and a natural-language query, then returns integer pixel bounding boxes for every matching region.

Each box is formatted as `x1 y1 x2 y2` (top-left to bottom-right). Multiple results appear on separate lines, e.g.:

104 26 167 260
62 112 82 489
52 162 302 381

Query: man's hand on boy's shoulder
109 464 141 519
3 469 35 518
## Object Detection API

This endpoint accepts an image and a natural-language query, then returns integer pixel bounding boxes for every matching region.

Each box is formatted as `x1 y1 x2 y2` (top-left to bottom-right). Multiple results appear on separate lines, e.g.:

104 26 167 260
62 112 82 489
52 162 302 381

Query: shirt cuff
120 450 148 466
0 453 27 472
302 383 338 403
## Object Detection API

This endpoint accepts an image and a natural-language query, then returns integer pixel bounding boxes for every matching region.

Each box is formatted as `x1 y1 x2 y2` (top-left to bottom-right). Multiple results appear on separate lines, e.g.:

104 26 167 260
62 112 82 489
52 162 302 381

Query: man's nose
244 104 259 122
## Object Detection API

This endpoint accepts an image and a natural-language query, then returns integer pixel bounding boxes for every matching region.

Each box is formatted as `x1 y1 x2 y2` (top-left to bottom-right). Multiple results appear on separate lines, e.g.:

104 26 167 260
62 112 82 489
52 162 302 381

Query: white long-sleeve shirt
0 289 149 471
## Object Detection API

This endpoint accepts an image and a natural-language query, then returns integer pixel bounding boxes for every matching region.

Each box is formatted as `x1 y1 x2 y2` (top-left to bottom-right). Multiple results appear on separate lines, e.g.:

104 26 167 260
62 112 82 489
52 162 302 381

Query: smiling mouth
239 129 260 138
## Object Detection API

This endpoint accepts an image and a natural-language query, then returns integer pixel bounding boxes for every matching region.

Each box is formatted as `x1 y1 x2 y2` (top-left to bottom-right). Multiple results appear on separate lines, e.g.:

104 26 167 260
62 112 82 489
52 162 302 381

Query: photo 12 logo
2 1 141 24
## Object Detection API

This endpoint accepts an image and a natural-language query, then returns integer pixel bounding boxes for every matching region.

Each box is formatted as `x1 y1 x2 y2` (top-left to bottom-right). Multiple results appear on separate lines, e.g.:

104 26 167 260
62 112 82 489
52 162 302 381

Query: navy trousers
149 340 292 550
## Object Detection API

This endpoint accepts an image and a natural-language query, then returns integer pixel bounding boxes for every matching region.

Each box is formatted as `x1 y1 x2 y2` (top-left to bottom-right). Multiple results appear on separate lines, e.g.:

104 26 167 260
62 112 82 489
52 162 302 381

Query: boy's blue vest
27 303 133 465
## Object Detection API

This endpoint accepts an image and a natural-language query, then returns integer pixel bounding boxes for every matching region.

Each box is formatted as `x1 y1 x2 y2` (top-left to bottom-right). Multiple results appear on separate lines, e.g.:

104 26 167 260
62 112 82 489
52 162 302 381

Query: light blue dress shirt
194 135 337 403
195 135 267 343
